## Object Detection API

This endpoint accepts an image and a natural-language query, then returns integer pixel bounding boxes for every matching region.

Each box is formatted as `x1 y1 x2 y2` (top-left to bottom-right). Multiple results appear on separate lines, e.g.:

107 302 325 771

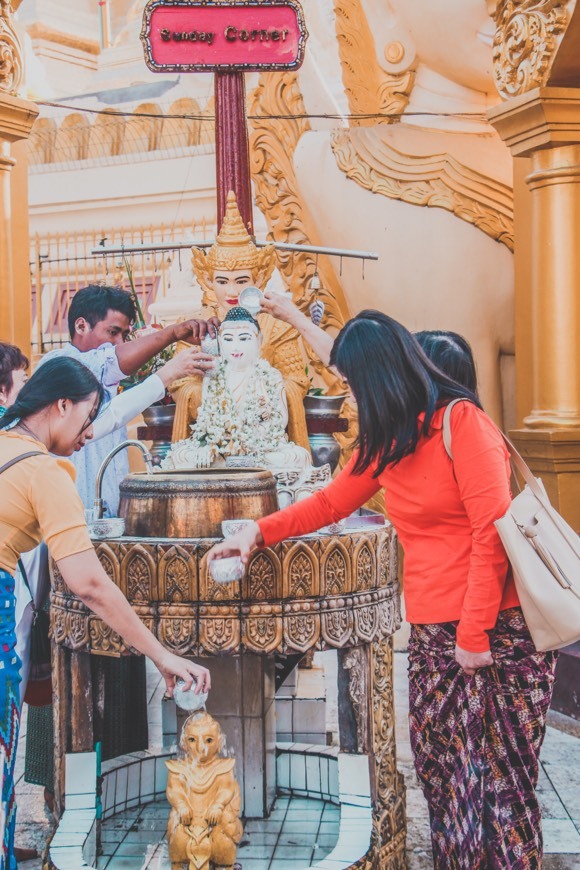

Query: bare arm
115 318 220 376
261 292 333 366
57 549 211 695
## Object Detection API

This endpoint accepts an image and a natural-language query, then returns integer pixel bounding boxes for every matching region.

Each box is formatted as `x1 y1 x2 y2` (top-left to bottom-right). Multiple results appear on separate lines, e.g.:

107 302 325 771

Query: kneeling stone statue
166 711 243 870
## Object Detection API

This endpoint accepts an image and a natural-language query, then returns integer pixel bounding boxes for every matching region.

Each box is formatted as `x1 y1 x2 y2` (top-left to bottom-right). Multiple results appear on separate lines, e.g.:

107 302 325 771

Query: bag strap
442 400 580 555
17 557 39 618
0 451 44 477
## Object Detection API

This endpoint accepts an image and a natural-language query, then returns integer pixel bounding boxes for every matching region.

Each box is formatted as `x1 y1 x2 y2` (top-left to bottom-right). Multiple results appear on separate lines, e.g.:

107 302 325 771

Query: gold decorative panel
51 526 400 658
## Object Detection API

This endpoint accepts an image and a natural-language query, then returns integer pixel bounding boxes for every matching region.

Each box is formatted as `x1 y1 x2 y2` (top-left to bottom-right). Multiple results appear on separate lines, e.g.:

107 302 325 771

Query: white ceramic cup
209 555 244 584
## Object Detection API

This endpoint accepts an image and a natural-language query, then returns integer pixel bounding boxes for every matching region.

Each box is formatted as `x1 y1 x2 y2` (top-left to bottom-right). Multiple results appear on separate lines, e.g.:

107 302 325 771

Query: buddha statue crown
221 306 261 334
192 191 276 303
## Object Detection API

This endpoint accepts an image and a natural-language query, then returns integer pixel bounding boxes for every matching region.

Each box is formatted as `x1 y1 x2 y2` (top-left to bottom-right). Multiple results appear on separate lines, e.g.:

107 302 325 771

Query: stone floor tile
543 819 580 854
106 858 145 869
543 856 580 869
273 844 314 860
237 842 276 860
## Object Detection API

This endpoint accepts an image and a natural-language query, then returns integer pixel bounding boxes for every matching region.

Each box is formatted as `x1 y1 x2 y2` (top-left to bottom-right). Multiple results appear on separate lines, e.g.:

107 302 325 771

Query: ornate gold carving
354 602 379 644
242 602 283 654
245 550 280 600
283 600 321 653
492 0 570 99
51 528 400 656
250 73 351 332
366 637 407 868
282 541 320 598
0 0 23 95
94 542 120 587
355 542 376 591
333 0 415 126
321 606 354 648
322 543 351 597
89 618 125 657
332 127 515 250
126 553 152 601
199 604 241 655
343 646 369 753
158 604 198 655
158 544 197 602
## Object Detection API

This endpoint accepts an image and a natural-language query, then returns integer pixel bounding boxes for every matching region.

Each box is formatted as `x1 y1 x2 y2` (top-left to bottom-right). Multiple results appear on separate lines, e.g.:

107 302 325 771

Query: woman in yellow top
0 356 210 870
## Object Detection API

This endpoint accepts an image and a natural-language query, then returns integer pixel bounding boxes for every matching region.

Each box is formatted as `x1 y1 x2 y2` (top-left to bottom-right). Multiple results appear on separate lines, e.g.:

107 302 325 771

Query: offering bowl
238 286 263 316
88 517 125 540
209 556 244 584
173 678 208 712
225 455 259 469
221 519 254 538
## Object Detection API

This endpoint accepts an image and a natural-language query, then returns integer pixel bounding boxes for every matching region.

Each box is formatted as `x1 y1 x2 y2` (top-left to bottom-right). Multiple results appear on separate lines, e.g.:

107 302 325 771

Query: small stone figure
166 712 243 870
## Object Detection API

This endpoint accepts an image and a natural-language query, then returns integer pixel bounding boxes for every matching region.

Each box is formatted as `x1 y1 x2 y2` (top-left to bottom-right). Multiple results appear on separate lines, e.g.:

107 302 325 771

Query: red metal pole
214 71 254 235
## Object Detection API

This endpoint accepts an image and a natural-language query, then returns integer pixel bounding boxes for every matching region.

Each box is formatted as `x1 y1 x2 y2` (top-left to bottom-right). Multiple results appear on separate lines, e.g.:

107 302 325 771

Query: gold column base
509 427 580 532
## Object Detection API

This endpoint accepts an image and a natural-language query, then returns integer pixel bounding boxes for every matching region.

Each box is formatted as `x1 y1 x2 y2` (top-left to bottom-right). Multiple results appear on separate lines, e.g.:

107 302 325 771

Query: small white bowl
221 519 254 539
238 286 263 316
319 520 346 536
174 678 208 712
88 517 126 540
225 455 258 469
209 556 244 584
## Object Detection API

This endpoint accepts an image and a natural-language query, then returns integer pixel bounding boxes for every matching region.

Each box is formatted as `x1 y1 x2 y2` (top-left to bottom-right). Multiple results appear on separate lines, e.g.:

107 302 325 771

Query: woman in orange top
209 312 557 869
0 356 210 870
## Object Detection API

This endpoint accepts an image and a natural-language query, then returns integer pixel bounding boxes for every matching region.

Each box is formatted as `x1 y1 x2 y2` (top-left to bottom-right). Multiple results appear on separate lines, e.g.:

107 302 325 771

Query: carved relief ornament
492 0 570 99
0 0 23 95
331 128 514 250
332 0 415 126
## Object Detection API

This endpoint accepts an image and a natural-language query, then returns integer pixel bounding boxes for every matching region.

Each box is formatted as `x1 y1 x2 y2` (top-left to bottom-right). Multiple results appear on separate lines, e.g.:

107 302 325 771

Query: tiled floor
97 794 339 869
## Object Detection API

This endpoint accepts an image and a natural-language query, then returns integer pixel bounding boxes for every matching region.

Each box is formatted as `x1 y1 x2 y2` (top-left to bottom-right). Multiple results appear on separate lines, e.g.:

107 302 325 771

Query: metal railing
30 218 216 354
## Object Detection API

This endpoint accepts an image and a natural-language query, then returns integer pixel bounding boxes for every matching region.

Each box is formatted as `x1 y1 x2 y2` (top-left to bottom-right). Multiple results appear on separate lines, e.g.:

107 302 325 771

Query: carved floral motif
493 0 570 98
246 551 278 599
324 547 349 596
356 543 375 591
50 528 401 657
332 128 514 250
0 0 23 95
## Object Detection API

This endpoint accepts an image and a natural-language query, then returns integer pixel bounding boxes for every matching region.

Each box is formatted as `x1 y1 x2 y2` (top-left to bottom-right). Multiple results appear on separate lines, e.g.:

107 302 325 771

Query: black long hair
0 357 104 430
414 330 478 396
330 311 481 476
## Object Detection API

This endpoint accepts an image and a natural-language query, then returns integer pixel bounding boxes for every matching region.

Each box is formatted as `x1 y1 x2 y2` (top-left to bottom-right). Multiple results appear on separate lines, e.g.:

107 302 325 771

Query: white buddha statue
164 308 319 493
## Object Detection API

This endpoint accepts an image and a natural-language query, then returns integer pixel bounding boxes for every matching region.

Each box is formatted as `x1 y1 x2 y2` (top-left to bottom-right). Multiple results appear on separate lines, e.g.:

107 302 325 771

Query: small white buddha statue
165 307 314 485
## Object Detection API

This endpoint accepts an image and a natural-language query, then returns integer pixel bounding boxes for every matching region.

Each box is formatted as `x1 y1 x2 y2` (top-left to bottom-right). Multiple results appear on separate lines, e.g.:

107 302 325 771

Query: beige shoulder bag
443 398 580 652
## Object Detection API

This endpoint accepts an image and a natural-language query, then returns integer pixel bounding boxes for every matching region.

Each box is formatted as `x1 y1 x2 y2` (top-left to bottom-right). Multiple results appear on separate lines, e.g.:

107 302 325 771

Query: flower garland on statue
188 358 287 464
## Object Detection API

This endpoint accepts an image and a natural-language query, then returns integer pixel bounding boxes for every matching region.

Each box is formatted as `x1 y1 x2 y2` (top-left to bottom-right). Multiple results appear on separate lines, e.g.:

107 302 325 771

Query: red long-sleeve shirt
258 401 519 652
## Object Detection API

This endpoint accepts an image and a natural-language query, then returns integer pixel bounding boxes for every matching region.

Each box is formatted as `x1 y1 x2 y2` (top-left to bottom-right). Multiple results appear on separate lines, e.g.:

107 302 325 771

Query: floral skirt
408 607 557 869
0 569 21 870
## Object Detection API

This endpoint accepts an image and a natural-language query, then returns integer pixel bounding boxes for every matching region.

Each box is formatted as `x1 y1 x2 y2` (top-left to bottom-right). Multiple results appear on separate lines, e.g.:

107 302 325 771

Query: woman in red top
209 312 557 869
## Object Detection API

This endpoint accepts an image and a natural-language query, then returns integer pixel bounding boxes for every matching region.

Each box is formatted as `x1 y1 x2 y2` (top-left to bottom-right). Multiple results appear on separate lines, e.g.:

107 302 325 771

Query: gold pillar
9 138 33 358
489 87 580 531
0 1 39 352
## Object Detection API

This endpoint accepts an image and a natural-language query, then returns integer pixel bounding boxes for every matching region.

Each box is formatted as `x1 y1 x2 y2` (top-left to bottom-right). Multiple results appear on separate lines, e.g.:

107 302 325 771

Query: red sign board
141 0 308 73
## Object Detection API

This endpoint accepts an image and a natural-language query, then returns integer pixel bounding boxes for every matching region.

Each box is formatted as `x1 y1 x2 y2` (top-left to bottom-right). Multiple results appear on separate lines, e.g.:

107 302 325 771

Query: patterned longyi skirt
0 569 21 870
408 607 557 870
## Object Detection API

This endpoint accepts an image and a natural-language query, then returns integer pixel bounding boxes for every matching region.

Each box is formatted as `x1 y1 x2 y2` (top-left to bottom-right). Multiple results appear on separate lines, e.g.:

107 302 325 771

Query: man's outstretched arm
115 317 220 375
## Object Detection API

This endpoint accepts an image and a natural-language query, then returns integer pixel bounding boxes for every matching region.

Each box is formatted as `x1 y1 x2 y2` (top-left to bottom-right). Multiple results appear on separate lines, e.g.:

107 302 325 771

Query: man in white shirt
41 284 218 515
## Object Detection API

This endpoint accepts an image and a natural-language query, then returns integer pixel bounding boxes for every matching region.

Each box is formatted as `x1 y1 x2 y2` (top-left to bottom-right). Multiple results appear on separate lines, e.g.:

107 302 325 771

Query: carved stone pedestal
50 524 407 866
